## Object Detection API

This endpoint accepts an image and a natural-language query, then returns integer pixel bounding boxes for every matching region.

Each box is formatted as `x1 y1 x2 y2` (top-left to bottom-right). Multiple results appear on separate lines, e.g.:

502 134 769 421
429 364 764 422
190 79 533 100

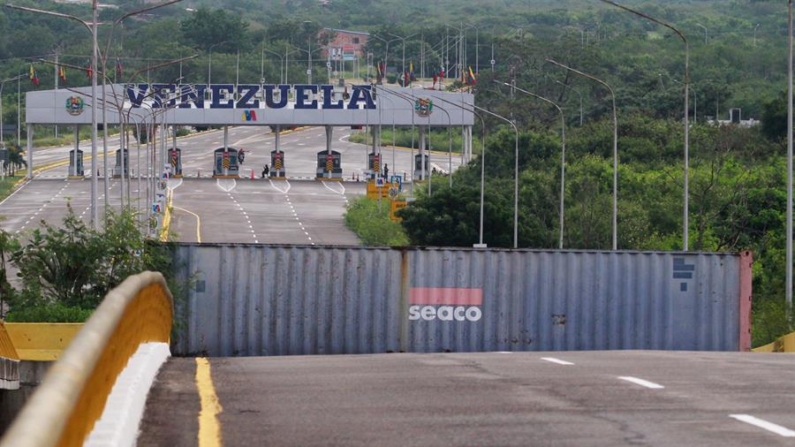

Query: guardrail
0 271 173 447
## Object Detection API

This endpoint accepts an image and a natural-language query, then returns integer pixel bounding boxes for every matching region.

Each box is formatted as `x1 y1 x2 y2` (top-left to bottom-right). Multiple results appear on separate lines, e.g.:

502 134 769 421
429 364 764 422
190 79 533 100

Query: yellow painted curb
5 323 83 361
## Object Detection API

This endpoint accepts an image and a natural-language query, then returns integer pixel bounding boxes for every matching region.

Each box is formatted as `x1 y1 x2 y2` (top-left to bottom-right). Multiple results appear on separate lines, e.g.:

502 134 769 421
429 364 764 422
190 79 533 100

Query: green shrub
344 196 409 246
5 303 93 323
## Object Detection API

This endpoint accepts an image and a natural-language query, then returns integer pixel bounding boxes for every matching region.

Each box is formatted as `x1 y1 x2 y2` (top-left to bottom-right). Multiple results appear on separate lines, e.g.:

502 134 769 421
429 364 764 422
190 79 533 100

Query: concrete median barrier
0 272 173 447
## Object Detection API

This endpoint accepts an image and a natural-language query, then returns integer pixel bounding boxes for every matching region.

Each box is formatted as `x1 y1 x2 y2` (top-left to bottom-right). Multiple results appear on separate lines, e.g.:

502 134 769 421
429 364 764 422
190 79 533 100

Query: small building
320 29 369 63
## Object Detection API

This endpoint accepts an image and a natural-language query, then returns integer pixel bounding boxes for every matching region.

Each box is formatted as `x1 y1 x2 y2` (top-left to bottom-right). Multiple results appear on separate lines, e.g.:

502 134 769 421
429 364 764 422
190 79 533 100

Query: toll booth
270 150 285 178
213 147 240 177
113 149 129 178
169 148 183 178
316 150 342 179
368 152 381 179
68 149 84 177
414 153 430 181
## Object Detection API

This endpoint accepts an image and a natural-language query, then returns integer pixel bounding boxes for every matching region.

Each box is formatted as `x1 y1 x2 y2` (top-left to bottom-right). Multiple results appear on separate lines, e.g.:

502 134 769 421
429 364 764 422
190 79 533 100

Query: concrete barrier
4 323 82 361
0 322 19 390
0 271 173 447
753 331 795 353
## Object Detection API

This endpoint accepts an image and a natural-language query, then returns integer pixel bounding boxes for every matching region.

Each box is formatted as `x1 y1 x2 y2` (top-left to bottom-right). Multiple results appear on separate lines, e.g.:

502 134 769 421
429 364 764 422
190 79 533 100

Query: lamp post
4 1 98 228
429 93 488 247
547 58 618 250
0 74 26 149
207 41 228 86
370 34 399 81
387 32 416 86
696 23 708 44
787 0 793 324
599 0 689 251
554 79 583 126
500 82 567 249
261 45 285 84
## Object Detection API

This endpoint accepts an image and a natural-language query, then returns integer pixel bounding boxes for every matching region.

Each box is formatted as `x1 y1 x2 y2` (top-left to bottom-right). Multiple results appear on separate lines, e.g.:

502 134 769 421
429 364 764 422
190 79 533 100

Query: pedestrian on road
383 163 389 182
262 164 270 178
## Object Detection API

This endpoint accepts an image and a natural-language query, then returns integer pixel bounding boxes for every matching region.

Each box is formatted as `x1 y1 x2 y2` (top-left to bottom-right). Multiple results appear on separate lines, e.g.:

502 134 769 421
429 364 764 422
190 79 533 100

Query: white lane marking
730 415 795 437
167 178 183 191
618 376 664 389
269 179 290 194
322 181 345 195
541 357 574 366
216 179 236 192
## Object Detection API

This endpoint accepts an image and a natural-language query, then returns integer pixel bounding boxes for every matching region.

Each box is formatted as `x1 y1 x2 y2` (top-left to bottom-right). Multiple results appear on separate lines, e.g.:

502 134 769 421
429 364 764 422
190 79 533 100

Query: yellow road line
173 205 202 243
196 357 223 447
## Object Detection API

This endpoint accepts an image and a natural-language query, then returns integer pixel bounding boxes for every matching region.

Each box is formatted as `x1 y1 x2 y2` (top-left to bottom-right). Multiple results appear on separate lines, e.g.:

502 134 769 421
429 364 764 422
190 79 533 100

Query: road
137 351 795 447
1 126 458 243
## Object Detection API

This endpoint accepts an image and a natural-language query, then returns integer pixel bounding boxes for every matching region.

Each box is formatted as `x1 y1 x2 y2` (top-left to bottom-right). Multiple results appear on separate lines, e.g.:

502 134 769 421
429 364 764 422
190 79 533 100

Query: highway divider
0 271 173 447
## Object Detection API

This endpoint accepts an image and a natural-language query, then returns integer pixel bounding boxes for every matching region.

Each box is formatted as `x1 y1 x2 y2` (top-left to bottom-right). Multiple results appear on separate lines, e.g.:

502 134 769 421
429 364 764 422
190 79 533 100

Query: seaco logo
408 287 483 322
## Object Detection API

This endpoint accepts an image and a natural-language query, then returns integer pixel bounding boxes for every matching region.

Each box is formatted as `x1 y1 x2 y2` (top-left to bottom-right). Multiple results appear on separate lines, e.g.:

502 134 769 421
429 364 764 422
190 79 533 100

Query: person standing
262 164 269 178
383 163 389 182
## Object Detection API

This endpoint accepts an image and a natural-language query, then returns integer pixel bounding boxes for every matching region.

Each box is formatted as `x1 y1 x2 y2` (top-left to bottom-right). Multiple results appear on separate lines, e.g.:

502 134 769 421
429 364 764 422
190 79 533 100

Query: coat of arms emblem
414 98 433 117
65 96 85 116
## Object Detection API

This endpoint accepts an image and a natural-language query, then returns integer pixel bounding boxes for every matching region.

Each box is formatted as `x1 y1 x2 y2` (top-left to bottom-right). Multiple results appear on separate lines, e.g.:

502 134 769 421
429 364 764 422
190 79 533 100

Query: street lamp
554 79 584 126
696 23 708 44
547 58 618 250
5 0 182 229
4 1 98 228
370 34 399 82
261 45 285 84
387 32 417 86
207 41 228 86
499 81 567 249
0 74 26 149
787 0 793 324
429 94 488 247
599 0 690 251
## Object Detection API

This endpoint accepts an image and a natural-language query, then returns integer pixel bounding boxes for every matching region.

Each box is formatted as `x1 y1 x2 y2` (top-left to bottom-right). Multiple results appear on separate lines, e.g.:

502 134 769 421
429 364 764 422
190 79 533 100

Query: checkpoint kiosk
368 152 381 180
68 148 84 177
169 147 183 178
414 153 430 181
213 147 241 178
270 149 285 178
113 149 129 178
316 150 342 179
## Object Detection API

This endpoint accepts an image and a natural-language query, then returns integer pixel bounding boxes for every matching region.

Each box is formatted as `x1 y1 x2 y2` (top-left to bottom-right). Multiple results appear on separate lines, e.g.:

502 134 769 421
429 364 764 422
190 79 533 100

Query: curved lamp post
547 58 618 250
499 81 567 249
429 94 489 247
554 80 583 126
599 0 689 251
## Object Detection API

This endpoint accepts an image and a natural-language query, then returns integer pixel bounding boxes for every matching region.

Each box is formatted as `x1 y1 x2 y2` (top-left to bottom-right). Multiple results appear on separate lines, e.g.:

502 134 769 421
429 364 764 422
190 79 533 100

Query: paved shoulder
137 358 201 447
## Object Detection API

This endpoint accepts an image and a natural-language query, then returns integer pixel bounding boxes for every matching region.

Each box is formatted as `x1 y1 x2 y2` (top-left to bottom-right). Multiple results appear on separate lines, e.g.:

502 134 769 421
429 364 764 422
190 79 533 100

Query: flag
468 66 476 84
58 66 67 84
29 65 39 86
115 58 123 79
85 60 93 79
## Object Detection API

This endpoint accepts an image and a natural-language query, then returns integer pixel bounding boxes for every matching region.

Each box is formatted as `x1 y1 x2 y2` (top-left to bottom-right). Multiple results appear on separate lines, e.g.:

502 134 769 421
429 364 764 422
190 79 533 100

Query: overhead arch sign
25 84 475 127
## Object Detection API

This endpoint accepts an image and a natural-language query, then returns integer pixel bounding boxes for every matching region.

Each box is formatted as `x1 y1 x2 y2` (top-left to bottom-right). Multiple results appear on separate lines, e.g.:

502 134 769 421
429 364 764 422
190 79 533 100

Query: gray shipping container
171 244 752 357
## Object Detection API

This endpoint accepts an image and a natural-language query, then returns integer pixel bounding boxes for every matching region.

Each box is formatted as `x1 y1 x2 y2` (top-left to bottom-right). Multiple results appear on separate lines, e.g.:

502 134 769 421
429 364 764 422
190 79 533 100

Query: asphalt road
137 351 795 447
2 125 451 243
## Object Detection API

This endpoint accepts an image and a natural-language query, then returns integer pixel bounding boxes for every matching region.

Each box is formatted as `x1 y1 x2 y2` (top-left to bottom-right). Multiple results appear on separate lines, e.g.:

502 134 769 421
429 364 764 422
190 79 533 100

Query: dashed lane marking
617 376 665 389
730 415 795 437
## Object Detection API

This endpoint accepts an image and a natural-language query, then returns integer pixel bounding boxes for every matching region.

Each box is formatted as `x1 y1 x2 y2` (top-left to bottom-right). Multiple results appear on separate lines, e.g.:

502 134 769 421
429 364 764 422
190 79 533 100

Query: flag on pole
29 65 39 86
468 66 476 84
115 58 123 79
58 66 67 84
85 60 93 80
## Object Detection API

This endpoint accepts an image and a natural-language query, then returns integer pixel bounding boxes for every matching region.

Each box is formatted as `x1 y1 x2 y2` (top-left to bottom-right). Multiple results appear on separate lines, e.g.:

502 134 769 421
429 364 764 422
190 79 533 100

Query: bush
0 204 181 322
5 303 93 323
344 196 409 246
